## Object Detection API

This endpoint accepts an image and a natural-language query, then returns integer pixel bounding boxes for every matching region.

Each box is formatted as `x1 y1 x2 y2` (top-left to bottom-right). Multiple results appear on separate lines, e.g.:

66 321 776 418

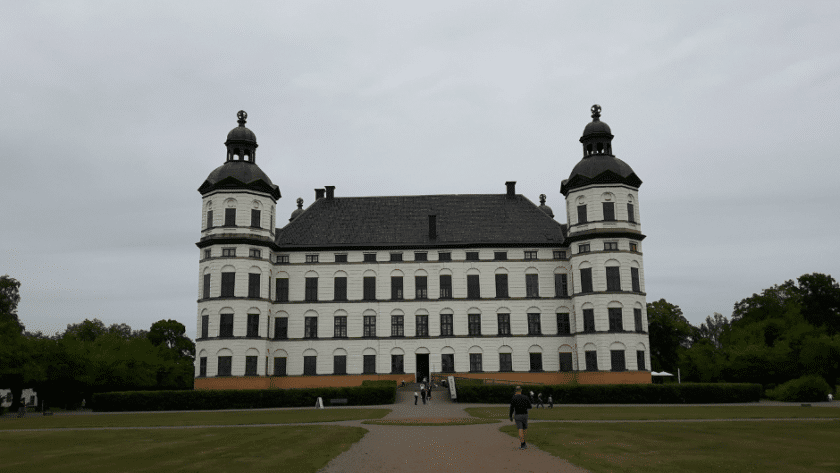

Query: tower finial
539 194 547 205
237 110 248 126
296 197 303 209
590 104 601 121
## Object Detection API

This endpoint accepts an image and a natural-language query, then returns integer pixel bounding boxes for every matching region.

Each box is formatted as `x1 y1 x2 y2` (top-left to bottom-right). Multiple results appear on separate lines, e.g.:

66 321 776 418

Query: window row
577 240 639 254
577 266 642 293
576 202 636 225
205 208 272 231
274 250 568 264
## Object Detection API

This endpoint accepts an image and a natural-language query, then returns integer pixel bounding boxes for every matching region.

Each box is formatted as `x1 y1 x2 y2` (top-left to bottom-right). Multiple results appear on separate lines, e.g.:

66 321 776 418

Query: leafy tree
0 276 25 410
147 319 195 390
695 312 729 348
647 299 695 372
796 273 840 335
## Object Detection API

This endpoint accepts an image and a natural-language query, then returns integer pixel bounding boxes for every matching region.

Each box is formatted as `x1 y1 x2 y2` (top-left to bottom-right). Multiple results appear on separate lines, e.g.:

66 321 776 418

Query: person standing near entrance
420 384 427 404
509 386 532 450
414 390 419 405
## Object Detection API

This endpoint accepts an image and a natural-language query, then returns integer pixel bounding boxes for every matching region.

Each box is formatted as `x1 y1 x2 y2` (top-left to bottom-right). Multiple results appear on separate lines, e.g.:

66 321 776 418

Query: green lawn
500 420 840 472
362 418 499 426
1 426 366 473
0 408 389 430
466 405 840 421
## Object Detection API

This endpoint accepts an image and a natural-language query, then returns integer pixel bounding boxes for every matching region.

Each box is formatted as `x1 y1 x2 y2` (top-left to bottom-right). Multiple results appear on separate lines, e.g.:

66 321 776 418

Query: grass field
0 408 389 430
500 420 840 472
466 405 840 421
362 418 499 426
1 425 366 473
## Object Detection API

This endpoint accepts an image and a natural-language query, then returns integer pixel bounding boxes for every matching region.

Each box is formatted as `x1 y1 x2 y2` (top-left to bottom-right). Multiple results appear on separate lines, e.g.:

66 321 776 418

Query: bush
765 375 831 402
455 382 762 404
91 385 396 412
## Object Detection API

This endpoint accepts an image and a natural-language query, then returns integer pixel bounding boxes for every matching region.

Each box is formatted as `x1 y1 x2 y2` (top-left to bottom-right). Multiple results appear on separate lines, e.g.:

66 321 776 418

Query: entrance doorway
415 354 429 383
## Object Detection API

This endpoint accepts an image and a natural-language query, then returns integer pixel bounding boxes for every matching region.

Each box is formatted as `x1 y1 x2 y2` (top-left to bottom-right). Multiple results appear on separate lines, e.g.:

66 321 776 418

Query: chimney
325 186 335 199
428 215 437 240
505 181 516 197
315 188 325 200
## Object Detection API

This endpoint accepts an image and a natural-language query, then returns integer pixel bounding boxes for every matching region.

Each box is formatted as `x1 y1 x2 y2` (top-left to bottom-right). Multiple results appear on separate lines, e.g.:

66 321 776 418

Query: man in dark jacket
509 386 532 449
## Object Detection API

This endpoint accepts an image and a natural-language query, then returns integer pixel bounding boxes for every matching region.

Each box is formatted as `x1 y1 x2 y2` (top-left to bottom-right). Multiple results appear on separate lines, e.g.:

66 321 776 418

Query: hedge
766 375 831 402
91 385 396 412
454 382 762 404
360 380 398 388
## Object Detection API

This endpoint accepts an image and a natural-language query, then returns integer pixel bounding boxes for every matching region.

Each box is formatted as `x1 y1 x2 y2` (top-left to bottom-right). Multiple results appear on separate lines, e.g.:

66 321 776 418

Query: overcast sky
2 1 839 339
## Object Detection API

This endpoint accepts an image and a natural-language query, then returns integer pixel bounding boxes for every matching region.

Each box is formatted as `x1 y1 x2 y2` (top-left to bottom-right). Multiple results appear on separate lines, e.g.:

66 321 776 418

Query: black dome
226 125 257 143
583 119 611 137
199 160 281 199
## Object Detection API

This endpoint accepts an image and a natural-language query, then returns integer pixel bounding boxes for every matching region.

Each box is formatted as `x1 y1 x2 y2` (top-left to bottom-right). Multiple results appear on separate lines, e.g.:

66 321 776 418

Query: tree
647 299 695 372
0 275 25 410
148 320 195 359
796 273 840 335
147 319 195 390
695 312 729 348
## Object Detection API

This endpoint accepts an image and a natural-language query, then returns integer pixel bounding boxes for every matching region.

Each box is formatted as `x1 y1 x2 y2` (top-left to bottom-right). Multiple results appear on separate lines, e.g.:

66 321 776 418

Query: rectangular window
557 313 571 335
274 317 288 339
468 314 481 336
630 242 638 252
391 354 404 374
578 244 590 254
204 249 211 259
554 273 568 297
439 275 452 299
222 248 236 257
221 272 235 297
577 205 587 224
583 309 595 332
608 307 623 331
585 351 598 371
391 276 403 300
634 308 643 332
201 315 209 338
611 350 626 371
217 356 232 376
274 357 287 376
627 203 635 223
495 274 508 298
526 274 539 298
391 315 404 337
553 250 566 260
206 210 213 230
364 253 377 262
219 313 234 337
580 268 593 293
467 274 480 299
248 273 260 298
604 242 618 251
203 273 211 299
494 251 507 260
603 202 615 221
441 354 454 373
363 316 376 337
304 317 318 339
390 253 403 262
247 313 259 337
334 254 348 263
466 251 479 261
438 252 451 262
559 353 573 371
305 277 318 301
416 315 428 337
363 355 376 374
224 208 236 226
249 248 261 258
305 254 319 263
334 277 347 301
334 316 347 338
606 266 621 291
440 314 453 336
199 356 207 377
334 355 347 375
415 276 428 299
528 313 542 335
414 252 428 261
524 250 538 260
469 354 483 372
245 355 258 376
497 313 511 336
251 209 261 228
275 278 289 302
499 353 512 372
529 353 543 372
363 277 376 300
637 350 646 371
631 267 641 292
303 356 316 375
277 254 289 264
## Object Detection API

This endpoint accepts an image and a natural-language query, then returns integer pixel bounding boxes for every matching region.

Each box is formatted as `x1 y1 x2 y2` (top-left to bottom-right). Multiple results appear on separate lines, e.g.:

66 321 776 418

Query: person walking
529 390 535 405
548 395 554 408
414 390 419 405
420 384 427 404
536 392 545 409
427 383 432 401
509 386 532 450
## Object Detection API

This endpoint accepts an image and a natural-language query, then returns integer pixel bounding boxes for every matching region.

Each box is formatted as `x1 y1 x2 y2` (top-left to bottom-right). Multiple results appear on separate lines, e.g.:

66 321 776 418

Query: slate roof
275 194 566 249
198 161 281 199
560 155 642 195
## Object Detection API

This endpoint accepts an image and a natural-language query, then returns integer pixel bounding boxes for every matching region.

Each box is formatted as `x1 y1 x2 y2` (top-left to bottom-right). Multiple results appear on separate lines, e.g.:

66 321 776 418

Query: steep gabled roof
275 194 566 249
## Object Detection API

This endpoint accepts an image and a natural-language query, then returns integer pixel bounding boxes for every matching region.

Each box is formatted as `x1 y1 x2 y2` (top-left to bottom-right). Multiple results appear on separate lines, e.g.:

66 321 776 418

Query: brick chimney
325 186 335 199
505 181 516 197
315 188 325 200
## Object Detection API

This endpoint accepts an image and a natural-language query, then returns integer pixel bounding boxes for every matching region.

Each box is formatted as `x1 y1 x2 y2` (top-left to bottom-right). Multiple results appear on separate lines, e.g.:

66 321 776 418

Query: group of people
529 390 553 409
413 379 434 405
509 387 554 450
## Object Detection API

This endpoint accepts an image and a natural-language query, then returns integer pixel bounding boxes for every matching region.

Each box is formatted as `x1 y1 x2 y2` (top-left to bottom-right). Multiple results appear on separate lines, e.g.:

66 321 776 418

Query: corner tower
195 111 281 383
562 105 649 375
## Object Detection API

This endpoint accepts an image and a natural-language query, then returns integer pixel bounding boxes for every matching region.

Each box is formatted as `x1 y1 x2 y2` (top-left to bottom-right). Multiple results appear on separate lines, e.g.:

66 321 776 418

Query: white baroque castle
195 106 650 390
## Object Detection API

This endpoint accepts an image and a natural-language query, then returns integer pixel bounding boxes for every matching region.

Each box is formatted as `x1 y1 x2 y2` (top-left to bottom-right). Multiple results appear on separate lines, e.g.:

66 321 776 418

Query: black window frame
578 244 590 254
497 313 511 336
304 316 318 339
529 353 543 372
391 315 404 337
391 354 404 374
276 254 289 264
465 251 479 261
199 356 207 377
553 250 566 260
603 202 615 221
334 253 348 263
224 208 236 227
441 354 455 373
250 209 261 228
247 313 259 337
585 351 598 371
580 268 593 293
611 350 626 372
391 276 404 300
219 313 234 338
416 314 429 337
274 317 288 340
469 353 483 372
634 308 644 332
468 314 481 336
303 356 316 376
363 355 376 374
631 267 641 292
334 355 347 375
390 252 403 262
248 273 260 298
440 313 453 336
217 356 232 376
201 315 209 338
305 277 318 302
606 266 621 291
438 252 451 262
305 254 319 263
334 316 347 338
583 308 595 332
526 274 539 298
206 210 213 230
527 313 542 335
495 273 508 298
204 248 211 259
203 273 211 299
249 248 261 258
577 204 587 224
414 252 428 261
363 253 377 262
554 273 568 297
274 357 287 376
630 242 638 252
363 277 376 301
559 352 573 371
466 274 480 299
524 250 538 260
494 251 507 261
439 275 452 299
637 350 646 371
604 241 618 251
221 272 235 297
245 355 258 376
627 203 635 223
608 307 623 331
499 353 512 372
557 312 571 335
415 276 428 299
275 278 289 302
363 315 376 337
334 277 347 301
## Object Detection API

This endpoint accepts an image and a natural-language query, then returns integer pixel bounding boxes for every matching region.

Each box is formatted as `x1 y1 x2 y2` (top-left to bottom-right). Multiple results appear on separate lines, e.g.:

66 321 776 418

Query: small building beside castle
194 106 650 390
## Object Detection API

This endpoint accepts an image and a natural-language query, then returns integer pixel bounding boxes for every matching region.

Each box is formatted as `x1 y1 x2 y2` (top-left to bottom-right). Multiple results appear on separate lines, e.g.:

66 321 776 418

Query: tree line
648 272 840 392
0 275 195 411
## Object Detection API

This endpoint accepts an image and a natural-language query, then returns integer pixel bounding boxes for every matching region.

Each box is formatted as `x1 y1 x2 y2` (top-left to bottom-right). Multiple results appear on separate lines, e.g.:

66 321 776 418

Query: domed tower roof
198 111 281 199
561 105 641 196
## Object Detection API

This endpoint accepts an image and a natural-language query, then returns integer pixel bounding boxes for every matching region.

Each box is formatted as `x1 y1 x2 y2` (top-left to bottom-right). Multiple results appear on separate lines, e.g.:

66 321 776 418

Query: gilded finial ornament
539 194 547 204
591 104 601 120
237 110 248 126
296 197 304 208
